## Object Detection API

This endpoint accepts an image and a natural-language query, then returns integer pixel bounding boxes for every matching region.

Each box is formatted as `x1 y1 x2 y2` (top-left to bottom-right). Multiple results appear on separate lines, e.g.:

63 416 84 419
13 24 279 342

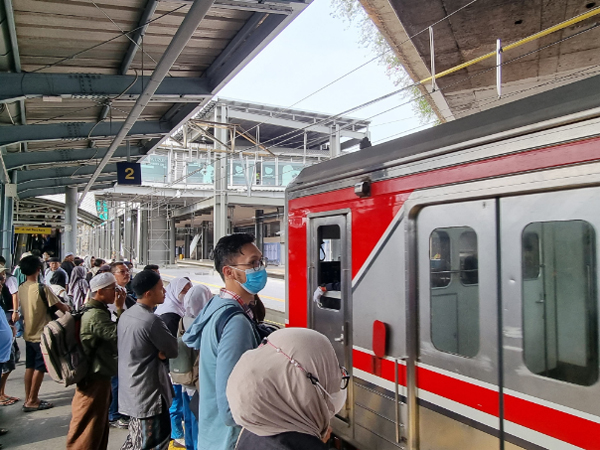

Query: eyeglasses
114 270 129 275
263 338 350 397
229 256 268 272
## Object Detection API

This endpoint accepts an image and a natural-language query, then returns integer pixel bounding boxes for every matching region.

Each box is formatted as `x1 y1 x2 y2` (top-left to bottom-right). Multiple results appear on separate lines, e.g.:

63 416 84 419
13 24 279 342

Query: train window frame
316 224 342 311
429 226 480 359
521 220 599 386
522 231 541 280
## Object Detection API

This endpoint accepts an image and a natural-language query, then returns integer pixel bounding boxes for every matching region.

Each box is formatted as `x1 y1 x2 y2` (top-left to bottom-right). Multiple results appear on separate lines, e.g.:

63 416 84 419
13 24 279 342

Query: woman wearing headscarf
69 266 89 311
181 284 213 450
154 276 193 443
227 328 348 450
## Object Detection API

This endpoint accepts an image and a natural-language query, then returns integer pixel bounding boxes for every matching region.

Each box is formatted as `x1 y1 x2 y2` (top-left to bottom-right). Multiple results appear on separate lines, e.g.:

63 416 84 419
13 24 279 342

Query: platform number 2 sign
117 162 142 185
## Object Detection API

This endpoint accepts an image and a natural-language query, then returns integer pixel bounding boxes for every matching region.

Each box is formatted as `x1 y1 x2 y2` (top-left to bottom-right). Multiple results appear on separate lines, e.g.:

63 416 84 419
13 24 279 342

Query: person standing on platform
18 255 70 412
45 257 68 289
61 252 75 279
108 262 136 429
66 272 126 450
68 266 89 312
183 233 263 450
154 277 193 443
119 270 178 450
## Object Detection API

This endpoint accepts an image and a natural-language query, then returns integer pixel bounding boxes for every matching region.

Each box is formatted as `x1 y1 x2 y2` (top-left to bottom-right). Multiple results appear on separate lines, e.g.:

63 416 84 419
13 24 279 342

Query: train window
522 220 598 386
459 231 478 285
430 227 479 357
522 232 540 280
317 225 342 310
430 230 451 288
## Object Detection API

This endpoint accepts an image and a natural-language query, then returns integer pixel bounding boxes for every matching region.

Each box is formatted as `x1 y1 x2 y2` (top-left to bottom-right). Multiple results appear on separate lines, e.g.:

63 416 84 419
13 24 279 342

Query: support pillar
124 205 132 262
170 216 176 265
3 172 16 267
63 186 78 258
255 209 264 252
137 208 149 265
213 104 229 245
148 207 169 266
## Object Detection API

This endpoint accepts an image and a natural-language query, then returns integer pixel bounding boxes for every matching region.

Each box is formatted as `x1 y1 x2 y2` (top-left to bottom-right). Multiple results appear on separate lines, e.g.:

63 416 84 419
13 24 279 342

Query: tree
331 0 438 124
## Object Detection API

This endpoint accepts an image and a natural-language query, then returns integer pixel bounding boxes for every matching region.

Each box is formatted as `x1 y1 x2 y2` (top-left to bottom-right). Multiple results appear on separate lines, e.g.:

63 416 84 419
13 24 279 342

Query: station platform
177 259 285 279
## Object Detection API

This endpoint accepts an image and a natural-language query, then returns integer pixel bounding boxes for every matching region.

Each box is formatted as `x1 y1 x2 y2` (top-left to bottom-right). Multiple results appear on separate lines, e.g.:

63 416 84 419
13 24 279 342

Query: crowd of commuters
0 233 349 450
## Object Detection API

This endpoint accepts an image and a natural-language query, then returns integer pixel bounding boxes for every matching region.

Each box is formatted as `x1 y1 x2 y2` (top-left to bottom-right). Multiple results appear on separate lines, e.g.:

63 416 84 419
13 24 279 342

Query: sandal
0 428 7 435
0 398 16 406
6 396 20 402
22 400 54 412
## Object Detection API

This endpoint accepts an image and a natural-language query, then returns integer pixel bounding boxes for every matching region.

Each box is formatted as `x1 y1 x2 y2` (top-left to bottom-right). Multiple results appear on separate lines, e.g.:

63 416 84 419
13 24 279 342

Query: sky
219 0 430 146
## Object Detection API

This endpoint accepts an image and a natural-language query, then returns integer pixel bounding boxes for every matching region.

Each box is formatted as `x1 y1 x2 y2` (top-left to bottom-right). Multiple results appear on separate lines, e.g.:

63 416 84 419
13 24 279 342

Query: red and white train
285 75 600 450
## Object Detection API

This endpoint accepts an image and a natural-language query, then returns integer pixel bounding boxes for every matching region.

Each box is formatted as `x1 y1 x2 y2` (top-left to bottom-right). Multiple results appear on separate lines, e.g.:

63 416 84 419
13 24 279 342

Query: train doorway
308 211 351 421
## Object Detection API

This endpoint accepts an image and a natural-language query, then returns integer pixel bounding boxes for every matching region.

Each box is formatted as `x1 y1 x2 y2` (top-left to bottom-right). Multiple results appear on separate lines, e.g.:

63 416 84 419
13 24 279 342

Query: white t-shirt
5 276 17 295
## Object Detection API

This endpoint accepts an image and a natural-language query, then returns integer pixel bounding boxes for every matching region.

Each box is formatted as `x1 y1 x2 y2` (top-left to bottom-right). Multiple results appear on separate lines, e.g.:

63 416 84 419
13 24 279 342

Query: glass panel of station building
187 154 214 184
141 155 169 183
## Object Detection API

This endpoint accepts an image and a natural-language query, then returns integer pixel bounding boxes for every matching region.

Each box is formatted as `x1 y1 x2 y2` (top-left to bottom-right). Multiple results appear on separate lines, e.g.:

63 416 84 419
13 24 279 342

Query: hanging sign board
117 162 142 185
15 226 52 234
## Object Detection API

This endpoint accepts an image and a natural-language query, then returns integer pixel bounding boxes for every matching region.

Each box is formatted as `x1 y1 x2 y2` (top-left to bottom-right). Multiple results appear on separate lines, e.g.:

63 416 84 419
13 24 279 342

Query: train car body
285 74 600 450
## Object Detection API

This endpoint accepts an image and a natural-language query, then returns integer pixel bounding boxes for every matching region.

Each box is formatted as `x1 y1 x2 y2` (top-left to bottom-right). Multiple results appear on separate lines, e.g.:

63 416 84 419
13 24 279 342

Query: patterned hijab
226 328 343 440
69 266 89 310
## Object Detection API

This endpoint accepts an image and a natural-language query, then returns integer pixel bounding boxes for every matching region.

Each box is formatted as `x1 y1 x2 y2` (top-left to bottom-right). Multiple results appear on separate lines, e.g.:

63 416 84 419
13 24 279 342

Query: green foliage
331 0 438 124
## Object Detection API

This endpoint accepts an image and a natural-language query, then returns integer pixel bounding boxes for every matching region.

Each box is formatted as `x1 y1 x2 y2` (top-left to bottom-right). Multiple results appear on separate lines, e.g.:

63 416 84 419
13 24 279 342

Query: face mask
328 389 347 417
232 265 268 295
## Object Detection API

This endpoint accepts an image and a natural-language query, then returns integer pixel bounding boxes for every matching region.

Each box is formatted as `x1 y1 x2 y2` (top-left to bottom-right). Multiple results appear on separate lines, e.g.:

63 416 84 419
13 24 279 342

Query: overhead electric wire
105 4 600 206
217 0 482 146
29 4 187 74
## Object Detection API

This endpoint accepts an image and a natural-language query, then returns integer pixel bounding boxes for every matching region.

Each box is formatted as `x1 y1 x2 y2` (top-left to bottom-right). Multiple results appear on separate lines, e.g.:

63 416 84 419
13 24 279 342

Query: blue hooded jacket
183 295 259 450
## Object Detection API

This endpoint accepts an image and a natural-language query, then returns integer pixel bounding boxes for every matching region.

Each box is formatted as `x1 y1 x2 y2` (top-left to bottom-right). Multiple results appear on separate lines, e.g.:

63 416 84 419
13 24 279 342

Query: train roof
287 74 600 196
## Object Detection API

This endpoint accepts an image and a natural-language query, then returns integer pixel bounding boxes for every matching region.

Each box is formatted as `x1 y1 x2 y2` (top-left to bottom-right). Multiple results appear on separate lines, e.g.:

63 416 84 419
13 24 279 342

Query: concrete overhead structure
0 0 310 262
359 0 600 120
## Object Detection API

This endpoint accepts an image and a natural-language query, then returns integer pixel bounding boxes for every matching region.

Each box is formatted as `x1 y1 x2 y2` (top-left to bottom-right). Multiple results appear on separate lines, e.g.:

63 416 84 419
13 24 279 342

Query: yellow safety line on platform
161 274 285 303
420 6 600 85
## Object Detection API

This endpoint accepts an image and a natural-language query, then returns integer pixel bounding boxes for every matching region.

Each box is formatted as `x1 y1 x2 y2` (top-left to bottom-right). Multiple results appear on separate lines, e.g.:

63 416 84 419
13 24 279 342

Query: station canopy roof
0 0 309 199
358 0 600 120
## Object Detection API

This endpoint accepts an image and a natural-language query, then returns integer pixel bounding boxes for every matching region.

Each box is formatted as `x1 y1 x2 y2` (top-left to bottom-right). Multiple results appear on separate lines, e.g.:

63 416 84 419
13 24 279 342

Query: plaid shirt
219 288 254 320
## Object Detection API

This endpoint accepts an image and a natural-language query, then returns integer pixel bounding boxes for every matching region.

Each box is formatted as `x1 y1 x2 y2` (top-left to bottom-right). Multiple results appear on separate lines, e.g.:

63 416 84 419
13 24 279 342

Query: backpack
40 306 89 387
170 318 199 388
214 305 278 342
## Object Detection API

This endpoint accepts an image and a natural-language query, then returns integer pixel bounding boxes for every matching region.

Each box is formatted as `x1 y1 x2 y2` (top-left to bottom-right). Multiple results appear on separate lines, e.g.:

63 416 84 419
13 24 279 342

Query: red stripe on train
353 348 600 449
504 394 600 450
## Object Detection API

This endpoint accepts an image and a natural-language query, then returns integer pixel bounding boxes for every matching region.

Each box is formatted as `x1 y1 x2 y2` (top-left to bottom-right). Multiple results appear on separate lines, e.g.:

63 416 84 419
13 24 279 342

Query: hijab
226 328 343 440
69 266 89 310
183 284 212 318
154 276 191 317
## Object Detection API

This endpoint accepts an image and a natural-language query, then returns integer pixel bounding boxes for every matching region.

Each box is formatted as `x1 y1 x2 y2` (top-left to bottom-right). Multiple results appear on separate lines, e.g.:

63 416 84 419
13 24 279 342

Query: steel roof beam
18 176 115 193
19 181 115 199
227 109 368 139
160 0 295 14
78 0 216 205
0 73 211 104
120 0 159 75
4 145 145 170
0 120 171 147
17 164 118 184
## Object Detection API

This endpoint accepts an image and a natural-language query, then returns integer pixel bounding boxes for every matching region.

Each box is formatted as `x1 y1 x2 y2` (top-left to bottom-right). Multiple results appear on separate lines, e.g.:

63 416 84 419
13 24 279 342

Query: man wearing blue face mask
183 233 264 450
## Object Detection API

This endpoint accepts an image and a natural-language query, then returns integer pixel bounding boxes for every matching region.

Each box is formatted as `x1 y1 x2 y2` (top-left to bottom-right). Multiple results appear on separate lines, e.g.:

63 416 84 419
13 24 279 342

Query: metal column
213 104 229 244
2 172 16 268
148 207 169 266
64 186 78 257
255 209 264 252
123 204 133 261
137 208 149 266
170 216 176 265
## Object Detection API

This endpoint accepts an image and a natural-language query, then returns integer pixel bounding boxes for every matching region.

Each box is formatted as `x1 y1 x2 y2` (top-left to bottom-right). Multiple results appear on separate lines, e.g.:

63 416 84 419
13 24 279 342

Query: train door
308 212 351 420
416 199 501 450
500 188 600 450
